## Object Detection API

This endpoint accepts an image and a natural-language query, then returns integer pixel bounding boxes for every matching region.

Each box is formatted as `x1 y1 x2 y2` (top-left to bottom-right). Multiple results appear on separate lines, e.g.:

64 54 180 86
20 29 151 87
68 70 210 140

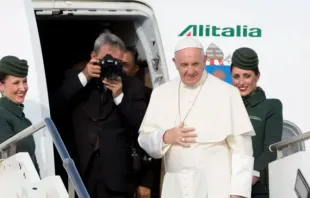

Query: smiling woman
0 55 39 174
0 74 28 104
230 47 283 198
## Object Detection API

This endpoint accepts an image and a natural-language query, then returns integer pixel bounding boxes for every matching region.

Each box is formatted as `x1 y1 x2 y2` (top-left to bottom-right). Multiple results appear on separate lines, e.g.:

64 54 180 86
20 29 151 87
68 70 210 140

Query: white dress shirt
78 72 124 105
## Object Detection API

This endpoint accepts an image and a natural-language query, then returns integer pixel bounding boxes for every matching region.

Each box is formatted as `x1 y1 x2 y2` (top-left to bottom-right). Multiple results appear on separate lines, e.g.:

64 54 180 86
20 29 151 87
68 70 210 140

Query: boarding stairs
269 128 310 198
1 117 310 198
0 118 90 198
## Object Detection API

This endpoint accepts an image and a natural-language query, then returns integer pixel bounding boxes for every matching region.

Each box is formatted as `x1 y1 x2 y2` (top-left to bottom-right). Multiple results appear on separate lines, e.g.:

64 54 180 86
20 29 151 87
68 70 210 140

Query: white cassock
138 71 255 198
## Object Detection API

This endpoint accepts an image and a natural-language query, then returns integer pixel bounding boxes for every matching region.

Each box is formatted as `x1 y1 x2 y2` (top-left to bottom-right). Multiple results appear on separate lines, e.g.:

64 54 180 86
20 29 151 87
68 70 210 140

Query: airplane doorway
33 0 168 190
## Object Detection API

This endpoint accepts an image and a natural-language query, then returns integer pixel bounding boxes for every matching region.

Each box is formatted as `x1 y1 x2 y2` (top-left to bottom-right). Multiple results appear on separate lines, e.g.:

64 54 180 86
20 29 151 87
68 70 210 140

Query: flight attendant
0 55 39 173
230 47 283 198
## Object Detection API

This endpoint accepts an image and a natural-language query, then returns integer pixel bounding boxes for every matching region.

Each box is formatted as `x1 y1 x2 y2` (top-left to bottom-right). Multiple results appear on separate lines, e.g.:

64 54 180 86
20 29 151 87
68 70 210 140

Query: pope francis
138 38 255 198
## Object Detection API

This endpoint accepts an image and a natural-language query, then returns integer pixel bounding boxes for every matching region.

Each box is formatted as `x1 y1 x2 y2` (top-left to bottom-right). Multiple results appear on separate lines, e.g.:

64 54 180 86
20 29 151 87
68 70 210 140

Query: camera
131 146 152 171
97 54 123 79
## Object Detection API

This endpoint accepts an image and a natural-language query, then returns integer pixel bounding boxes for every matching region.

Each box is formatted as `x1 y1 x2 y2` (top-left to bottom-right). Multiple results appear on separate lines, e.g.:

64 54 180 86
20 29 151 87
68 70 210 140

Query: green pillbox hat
231 47 259 70
0 55 29 77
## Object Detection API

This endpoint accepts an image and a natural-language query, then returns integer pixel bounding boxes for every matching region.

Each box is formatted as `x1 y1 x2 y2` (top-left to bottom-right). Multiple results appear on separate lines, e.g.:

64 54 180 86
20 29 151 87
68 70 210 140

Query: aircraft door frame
0 0 55 178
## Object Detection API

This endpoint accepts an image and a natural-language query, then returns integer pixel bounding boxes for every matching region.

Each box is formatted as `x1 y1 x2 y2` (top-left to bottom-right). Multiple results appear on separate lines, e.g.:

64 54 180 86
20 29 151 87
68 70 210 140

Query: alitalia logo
179 25 262 37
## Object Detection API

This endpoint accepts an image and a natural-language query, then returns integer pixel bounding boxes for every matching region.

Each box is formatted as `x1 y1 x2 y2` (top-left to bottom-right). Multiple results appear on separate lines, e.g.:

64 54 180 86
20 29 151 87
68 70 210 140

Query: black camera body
131 146 152 171
98 54 123 79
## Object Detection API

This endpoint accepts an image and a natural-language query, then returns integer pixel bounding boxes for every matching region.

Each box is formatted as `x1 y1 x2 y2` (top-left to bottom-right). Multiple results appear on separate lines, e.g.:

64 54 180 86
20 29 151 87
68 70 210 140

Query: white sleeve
113 93 124 105
78 72 88 87
137 87 171 159
227 135 254 198
253 170 260 177
138 129 171 159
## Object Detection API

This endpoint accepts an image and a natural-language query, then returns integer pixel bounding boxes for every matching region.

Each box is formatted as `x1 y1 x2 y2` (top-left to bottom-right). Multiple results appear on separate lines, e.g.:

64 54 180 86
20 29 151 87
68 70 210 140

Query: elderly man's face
92 45 124 60
173 48 207 86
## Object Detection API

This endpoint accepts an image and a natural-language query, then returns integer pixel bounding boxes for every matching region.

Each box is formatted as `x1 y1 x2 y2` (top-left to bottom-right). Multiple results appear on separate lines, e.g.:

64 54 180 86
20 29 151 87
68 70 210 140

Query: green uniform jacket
0 97 39 173
242 87 283 196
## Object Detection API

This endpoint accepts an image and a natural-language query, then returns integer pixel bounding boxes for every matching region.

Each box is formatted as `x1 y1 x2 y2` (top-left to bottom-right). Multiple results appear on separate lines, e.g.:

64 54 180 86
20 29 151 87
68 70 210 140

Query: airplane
0 0 310 197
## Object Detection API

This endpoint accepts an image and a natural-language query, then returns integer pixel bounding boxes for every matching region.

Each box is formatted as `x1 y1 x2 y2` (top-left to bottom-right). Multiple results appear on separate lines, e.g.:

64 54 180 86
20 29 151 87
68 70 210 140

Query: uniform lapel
243 87 266 108
0 97 25 118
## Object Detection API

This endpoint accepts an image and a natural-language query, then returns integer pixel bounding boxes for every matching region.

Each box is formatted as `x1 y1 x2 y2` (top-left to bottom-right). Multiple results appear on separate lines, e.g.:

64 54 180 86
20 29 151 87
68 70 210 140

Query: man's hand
102 77 123 98
163 122 197 147
136 186 151 198
230 196 245 198
82 58 101 80
252 176 259 185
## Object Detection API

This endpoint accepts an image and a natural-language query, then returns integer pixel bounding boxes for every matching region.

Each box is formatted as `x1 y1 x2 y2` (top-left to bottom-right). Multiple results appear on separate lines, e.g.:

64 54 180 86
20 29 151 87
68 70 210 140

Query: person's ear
173 57 178 70
256 73 260 82
203 55 208 65
91 51 96 59
0 82 4 94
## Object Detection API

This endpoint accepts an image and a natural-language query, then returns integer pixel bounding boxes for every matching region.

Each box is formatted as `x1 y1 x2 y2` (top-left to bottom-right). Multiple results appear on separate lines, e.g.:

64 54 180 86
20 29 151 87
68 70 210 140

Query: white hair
93 32 125 53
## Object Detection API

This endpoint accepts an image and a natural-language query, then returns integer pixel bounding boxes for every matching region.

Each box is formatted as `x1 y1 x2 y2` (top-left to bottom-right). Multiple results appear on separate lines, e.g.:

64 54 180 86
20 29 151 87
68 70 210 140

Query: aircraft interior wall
35 15 152 187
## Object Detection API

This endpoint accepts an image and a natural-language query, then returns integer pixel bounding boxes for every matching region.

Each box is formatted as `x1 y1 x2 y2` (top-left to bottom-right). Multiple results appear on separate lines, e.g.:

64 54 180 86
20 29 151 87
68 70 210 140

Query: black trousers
252 182 269 198
251 194 269 198
83 151 134 198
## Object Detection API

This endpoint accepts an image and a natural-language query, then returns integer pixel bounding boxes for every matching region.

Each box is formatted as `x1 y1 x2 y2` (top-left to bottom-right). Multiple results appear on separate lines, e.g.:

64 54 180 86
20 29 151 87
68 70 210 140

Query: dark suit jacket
243 87 283 196
133 69 161 197
50 68 147 192
0 97 40 173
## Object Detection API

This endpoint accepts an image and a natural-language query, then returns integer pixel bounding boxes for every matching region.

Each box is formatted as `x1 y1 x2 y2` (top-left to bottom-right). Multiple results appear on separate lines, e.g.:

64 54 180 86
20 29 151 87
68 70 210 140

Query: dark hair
0 72 8 83
125 46 138 65
230 65 260 76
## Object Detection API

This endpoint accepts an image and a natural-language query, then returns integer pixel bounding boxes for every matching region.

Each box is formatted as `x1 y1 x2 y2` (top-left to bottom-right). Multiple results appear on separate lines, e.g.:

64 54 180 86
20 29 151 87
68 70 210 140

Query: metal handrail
0 117 90 198
269 130 310 152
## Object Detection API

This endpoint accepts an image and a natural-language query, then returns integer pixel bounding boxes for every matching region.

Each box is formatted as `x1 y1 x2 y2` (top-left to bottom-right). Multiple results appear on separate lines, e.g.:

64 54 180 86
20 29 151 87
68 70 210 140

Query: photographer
50 33 147 198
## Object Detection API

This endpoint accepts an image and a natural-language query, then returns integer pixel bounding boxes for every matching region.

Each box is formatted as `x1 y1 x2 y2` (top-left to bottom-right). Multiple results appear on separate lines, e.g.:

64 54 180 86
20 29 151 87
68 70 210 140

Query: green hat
0 55 29 77
231 47 259 70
